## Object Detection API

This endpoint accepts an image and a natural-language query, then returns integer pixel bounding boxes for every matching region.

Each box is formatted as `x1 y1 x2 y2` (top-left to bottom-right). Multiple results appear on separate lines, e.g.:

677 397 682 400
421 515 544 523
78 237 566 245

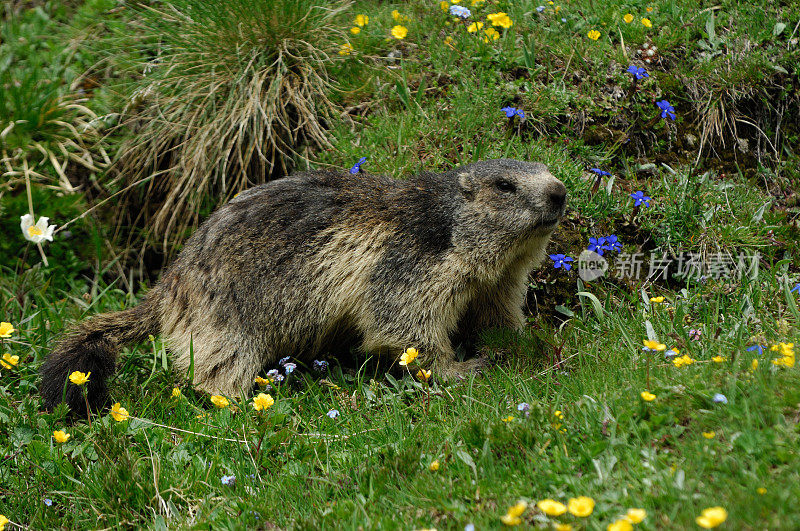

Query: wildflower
449 5 471 18
429 460 440 471
0 322 14 338
537 499 567 516
568 496 595 517
399 347 419 366
354 14 369 27
20 214 56 244
751 359 759 371
656 100 676 120
626 508 646 523
283 362 297 374
702 431 715 439
623 13 634 23
171 387 182 398
338 43 354 56
695 507 727 528
110 402 130 421
483 27 500 41
53 430 70 443
554 410 564 419
252 393 275 411
672 354 695 367
746 344 764 356
791 283 800 293
266 369 279 379
44 498 53 506
772 354 795 368
626 65 649 79
689 328 702 340
0 353 19 369
712 393 728 404
327 409 340 419
69 371 90 386
664 348 680 359
465 525 476 531
590 168 611 177
279 356 291 366
312 360 329 372
549 254 574 270
646 6 653 12
255 376 270 386
416 369 432 380
640 391 656 402
588 237 607 256
517 402 531 413
467 21 484 32
711 355 726 363
500 501 527 526
0 515 8 530
641 18 652 28
273 373 285 383
555 525 572 531
350 27 361 35
757 487 767 495
487 12 513 28
630 191 651 207
221 474 236 486
642 339 666 352
587 30 601 40
536 6 545 12
392 10 404 21
607 519 633 531
440 1 449 11
502 415 515 422
210 395 229 409
650 296 665 303
391 25 408 39
603 235 622 252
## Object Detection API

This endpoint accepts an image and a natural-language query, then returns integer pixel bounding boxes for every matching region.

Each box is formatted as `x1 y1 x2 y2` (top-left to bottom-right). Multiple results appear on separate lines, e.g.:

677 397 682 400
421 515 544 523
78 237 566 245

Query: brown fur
40 159 566 412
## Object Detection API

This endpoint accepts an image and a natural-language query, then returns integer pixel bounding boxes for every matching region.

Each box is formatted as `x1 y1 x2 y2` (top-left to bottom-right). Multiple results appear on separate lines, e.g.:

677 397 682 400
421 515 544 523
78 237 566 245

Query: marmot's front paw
434 357 488 382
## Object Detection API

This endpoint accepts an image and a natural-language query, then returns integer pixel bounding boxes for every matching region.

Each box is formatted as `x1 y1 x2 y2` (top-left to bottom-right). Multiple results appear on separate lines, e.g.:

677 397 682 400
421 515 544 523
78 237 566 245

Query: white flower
20 214 56 244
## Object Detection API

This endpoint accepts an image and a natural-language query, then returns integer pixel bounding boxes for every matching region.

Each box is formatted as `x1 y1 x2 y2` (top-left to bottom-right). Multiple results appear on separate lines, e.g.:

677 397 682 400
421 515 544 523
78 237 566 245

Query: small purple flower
588 237 607 256
630 191 651 207
500 106 525 119
549 254 574 271
327 409 340 419
273 374 285 383
791 283 800 294
656 99 676 120
561 17 567 23
221 474 236 486
348 157 367 174
449 5 471 18
689 328 702 341
279 356 291 366
517 402 530 412
266 369 279 379
603 234 622 252
283 362 297 374
746 345 764 356
664 349 679 360
626 65 649 80
44 498 53 507
536 5 545 12
590 168 611 177
712 393 728 404
313 360 329 372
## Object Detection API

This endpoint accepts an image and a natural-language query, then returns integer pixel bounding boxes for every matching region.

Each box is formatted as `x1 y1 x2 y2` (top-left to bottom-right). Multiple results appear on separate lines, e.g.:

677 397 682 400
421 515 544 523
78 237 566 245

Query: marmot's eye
495 179 516 193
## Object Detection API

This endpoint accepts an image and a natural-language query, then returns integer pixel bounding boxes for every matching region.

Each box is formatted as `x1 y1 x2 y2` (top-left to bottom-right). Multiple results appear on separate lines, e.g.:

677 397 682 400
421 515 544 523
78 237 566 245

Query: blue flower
273 374 285 383
465 524 476 531
656 100 676 120
501 106 525 119
536 5 545 12
517 402 530 412
791 283 800 294
266 369 279 379
449 5 471 18
588 236 607 256
44 498 53 507
626 65 649 80
283 362 297 374
590 168 611 177
549 254 574 271
561 17 567 23
664 349 679 359
746 345 764 356
348 157 367 174
221 474 236 486
279 356 291 366
712 393 728 404
630 191 651 207
603 234 622 252
327 409 340 419
313 360 329 372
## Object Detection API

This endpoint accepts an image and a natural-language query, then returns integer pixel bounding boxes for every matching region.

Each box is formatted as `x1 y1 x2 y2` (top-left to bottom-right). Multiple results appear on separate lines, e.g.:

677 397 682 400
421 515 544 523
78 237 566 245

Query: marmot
41 159 566 412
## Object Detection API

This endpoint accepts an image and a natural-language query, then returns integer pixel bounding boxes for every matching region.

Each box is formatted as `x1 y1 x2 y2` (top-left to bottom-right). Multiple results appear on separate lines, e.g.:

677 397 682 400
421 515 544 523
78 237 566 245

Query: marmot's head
453 159 567 242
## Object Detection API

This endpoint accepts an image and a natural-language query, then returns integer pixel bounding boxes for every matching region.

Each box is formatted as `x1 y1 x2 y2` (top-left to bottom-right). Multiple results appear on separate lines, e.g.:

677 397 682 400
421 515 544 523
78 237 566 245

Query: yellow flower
444 36 454 45
429 460 440 471
751 359 759 371
110 402 130 422
392 9 401 21
555 524 572 531
53 430 70 443
641 18 652 28
354 14 369 27
607 519 633 531
501 501 527 526
502 415 515 422
554 410 564 419
640 391 656 402
0 514 8 530
399 347 418 366
69 371 90 386
255 376 270 386
672 354 695 367
471 0 485 5
643 339 666 351
702 431 715 439
252 393 275 411
626 508 646 523
646 6 653 12
467 21 484 32
0 353 19 369
587 29 601 40
487 12 513 28
440 1 449 11
171 387 182 398
391 25 408 40
623 13 634 23
338 43 353 56
649 296 665 303
483 27 500 41
567 496 594 517
350 27 361 35
537 499 567 516
711 355 726 363
416 369 432 380
210 395 229 409
757 487 767 495
0 322 14 338
695 507 727 528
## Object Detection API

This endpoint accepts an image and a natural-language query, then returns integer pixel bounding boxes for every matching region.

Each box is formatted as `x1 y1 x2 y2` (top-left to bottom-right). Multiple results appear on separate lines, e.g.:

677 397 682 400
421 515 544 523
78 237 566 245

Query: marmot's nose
546 180 567 209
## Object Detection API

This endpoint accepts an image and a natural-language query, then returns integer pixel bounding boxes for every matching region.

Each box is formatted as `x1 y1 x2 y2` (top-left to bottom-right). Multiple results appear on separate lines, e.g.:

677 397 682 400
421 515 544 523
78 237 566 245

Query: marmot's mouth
536 216 561 228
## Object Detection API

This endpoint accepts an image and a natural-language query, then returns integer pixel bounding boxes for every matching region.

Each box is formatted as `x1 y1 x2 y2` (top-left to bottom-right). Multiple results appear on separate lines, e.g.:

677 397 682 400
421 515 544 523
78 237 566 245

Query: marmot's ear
458 172 476 201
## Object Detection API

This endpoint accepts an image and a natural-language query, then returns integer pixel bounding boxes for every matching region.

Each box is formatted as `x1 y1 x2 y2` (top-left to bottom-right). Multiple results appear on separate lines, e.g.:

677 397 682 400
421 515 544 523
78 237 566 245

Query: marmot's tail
40 294 160 414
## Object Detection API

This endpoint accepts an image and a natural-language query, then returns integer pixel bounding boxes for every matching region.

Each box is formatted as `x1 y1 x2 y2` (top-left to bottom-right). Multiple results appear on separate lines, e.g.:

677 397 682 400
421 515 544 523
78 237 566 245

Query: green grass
1 0 800 528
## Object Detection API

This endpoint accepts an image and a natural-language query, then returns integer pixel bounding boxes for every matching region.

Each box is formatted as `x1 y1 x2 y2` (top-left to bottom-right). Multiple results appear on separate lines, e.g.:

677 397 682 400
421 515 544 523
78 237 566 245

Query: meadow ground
1 0 800 529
